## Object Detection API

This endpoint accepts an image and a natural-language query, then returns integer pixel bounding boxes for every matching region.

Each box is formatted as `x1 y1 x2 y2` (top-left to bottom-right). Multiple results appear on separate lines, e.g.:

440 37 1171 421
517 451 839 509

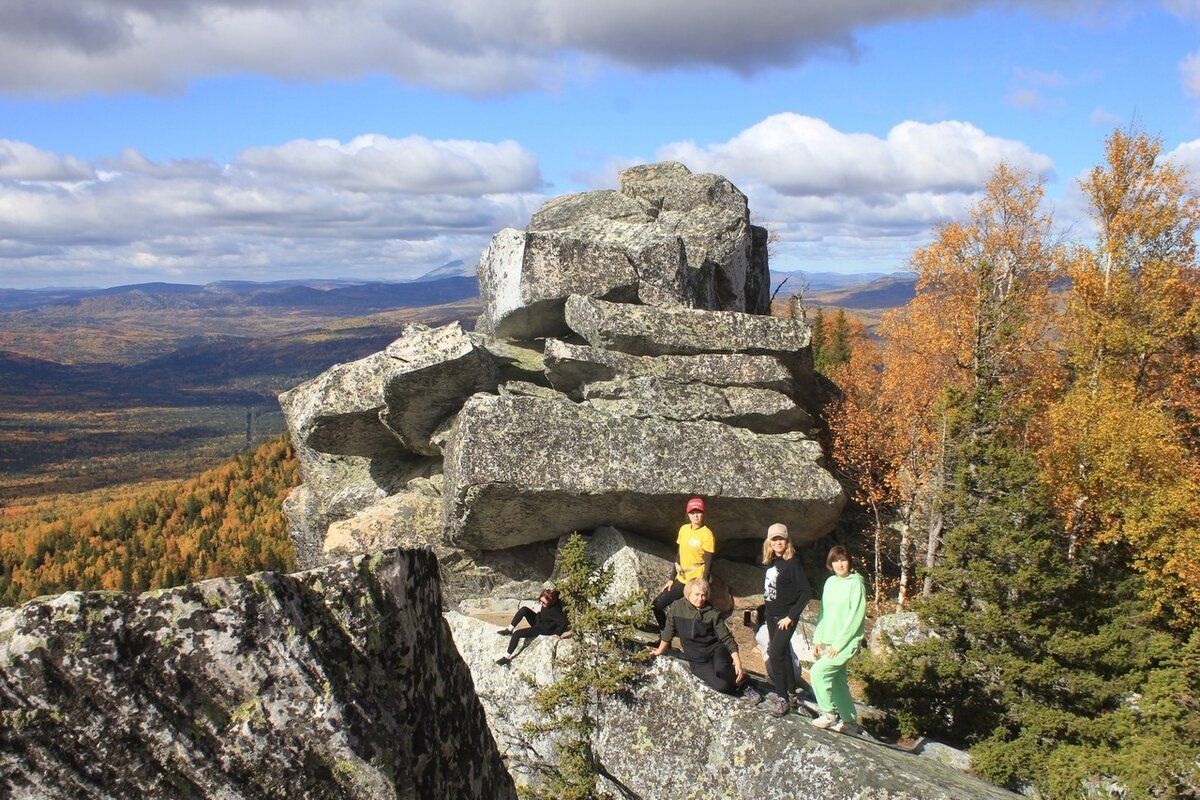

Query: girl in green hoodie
809 545 867 735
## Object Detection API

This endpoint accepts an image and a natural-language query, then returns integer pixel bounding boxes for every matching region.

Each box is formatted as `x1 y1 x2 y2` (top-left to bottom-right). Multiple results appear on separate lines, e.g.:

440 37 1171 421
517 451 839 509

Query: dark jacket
764 555 812 625
533 602 569 636
661 598 737 662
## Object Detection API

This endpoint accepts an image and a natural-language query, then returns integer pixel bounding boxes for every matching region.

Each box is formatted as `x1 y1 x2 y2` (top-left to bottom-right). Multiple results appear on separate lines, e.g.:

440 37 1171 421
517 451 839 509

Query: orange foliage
0 436 298 605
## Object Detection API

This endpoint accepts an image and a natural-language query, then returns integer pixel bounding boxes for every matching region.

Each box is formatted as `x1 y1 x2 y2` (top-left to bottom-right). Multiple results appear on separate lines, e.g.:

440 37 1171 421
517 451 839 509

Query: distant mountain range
0 272 478 314
1 265 912 314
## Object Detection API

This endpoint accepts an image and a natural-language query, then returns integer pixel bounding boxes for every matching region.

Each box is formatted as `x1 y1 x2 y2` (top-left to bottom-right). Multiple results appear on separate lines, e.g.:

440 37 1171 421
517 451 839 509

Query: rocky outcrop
280 161 845 572
446 612 1020 800
0 550 515 800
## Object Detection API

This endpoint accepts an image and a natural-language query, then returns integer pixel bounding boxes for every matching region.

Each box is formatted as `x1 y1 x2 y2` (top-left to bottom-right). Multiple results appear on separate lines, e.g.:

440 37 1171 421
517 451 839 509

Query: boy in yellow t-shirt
652 497 715 632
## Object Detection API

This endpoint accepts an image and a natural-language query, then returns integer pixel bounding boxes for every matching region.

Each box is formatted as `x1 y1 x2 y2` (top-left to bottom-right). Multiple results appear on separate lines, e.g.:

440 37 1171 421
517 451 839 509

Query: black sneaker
496 628 511 636
495 656 511 666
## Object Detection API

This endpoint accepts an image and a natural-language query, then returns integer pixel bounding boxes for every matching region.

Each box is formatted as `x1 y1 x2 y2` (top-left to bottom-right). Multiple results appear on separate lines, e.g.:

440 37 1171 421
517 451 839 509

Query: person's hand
812 643 823 659
735 663 746 683
645 645 662 657
661 580 673 592
777 617 794 631
825 646 840 658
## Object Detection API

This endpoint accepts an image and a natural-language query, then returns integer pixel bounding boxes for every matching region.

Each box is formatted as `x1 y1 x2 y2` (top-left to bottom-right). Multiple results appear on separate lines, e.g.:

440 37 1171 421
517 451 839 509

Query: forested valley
0 435 297 605
815 127 1200 798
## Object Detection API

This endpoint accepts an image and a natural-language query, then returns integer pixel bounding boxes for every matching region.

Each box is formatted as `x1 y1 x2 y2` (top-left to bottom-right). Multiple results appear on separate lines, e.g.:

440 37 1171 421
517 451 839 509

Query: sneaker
765 694 790 717
495 656 511 666
739 684 765 706
811 712 840 729
830 718 861 736
495 628 512 636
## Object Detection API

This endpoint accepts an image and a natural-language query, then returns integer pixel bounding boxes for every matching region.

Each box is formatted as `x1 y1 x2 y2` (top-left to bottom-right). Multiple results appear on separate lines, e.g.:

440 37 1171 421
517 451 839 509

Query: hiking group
495 496 868 736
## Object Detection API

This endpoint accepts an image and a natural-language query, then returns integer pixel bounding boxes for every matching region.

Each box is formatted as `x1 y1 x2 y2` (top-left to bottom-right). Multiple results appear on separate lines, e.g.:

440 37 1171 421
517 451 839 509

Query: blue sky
0 0 1198 289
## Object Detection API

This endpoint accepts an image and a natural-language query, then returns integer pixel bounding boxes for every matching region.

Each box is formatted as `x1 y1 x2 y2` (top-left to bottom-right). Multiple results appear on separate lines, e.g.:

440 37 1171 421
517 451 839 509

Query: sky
0 1 1198 290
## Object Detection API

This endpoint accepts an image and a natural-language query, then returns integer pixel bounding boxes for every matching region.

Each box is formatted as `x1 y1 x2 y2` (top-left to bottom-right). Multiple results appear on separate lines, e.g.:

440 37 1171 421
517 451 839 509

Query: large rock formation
279 161 845 577
0 550 515 800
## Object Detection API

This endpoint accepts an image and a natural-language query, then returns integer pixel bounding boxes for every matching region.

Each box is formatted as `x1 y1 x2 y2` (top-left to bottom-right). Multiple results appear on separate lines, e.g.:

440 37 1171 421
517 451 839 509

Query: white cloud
237 135 542 195
0 139 95 180
0 0 1107 96
0 135 543 288
1181 51 1200 100
655 114 1055 271
658 114 1053 197
1166 139 1200 182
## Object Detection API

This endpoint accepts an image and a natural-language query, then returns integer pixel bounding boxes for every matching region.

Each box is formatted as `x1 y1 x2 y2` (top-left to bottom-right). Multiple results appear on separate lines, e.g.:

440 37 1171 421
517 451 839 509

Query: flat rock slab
565 294 811 358
442 394 844 549
543 338 796 395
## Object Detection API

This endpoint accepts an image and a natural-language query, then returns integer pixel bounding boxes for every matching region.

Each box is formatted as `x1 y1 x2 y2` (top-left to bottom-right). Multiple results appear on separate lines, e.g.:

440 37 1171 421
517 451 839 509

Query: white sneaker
811 712 839 729
830 718 861 736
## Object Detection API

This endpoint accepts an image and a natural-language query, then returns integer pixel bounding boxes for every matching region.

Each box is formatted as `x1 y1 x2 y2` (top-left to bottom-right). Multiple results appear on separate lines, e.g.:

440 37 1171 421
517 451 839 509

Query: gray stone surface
322 476 444 559
564 293 810 358
868 611 938 657
279 347 405 458
379 322 497 456
525 161 769 317
580 376 810 433
543 338 796 396
447 612 1020 800
442 394 844 550
283 444 435 569
0 551 516 800
476 228 641 339
583 526 676 608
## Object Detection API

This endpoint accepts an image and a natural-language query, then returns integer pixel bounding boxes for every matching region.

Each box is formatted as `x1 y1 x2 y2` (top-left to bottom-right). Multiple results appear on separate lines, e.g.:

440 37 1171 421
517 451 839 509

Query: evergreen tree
520 533 647 800
810 306 828 372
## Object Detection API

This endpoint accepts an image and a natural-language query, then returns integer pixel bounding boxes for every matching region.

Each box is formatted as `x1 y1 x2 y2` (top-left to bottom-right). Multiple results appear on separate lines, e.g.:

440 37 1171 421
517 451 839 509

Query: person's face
686 585 708 609
687 509 704 527
539 594 551 607
831 557 850 577
770 536 788 555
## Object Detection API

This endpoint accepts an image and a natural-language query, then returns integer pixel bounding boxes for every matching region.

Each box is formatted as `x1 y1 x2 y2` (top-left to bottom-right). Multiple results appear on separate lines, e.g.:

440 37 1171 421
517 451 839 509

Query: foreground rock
0 551 515 800
443 394 844 549
446 613 1019 800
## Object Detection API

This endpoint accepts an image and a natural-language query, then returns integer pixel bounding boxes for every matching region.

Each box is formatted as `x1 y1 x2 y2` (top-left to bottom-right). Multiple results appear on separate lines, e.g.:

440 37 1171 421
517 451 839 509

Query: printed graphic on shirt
764 565 779 603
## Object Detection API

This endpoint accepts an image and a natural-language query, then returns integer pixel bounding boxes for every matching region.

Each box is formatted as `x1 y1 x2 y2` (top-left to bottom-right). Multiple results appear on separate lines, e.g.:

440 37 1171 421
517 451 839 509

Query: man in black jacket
647 578 762 705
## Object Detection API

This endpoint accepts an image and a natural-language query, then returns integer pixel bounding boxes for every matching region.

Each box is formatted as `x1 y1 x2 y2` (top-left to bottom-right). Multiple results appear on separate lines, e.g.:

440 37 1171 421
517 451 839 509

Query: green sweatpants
810 646 857 723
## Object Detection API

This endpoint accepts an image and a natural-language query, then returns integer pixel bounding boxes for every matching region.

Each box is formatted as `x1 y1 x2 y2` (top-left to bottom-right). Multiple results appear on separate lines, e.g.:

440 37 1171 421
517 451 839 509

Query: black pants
765 615 798 698
505 606 543 655
687 647 737 694
652 580 685 631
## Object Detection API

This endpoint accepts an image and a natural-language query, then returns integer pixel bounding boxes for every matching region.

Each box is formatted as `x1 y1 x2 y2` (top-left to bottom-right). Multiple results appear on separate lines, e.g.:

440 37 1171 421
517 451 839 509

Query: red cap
686 497 705 513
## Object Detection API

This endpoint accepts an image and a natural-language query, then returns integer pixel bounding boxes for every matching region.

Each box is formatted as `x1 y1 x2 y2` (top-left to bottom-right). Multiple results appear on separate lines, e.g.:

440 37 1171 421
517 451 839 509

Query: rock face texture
280 161 845 577
0 550 515 800
446 611 1020 800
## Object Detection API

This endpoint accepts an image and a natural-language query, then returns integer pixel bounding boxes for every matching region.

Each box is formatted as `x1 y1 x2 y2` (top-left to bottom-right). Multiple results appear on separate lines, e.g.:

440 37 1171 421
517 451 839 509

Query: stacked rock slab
280 161 844 571
0 550 515 800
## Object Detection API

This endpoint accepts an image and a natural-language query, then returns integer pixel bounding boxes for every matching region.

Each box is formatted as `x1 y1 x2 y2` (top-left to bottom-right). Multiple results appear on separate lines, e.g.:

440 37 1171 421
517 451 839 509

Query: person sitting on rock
809 545 867 735
760 522 813 717
651 496 714 633
495 588 569 666
646 578 763 705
